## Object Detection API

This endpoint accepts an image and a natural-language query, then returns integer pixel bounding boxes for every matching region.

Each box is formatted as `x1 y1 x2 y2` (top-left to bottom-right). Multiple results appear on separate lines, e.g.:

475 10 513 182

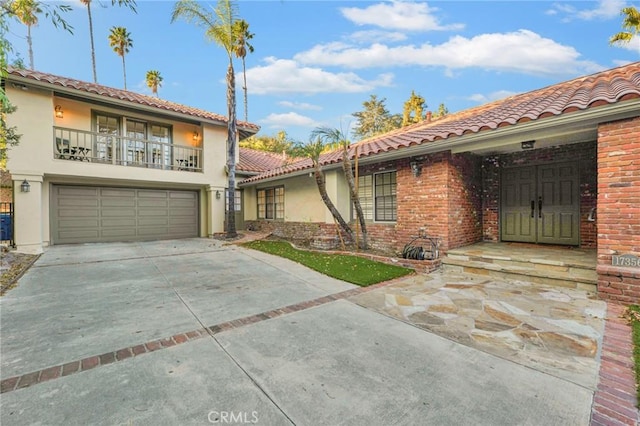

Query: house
238 62 640 304
3 67 259 254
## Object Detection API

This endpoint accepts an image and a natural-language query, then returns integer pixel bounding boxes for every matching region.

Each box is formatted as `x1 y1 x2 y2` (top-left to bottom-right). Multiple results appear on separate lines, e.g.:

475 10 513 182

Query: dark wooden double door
501 162 580 245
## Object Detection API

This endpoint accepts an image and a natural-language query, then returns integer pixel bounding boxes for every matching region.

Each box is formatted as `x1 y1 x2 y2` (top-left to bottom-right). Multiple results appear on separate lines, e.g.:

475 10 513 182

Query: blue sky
5 0 639 141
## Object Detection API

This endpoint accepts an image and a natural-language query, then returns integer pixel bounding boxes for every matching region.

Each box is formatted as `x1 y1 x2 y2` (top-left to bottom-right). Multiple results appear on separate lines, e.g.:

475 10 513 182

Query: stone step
442 251 597 292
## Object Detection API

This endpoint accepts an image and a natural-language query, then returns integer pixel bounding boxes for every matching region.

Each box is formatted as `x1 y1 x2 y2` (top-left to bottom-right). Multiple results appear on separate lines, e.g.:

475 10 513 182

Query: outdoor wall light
521 140 535 150
54 105 63 119
20 179 30 193
216 190 221 199
410 161 421 177
193 131 199 141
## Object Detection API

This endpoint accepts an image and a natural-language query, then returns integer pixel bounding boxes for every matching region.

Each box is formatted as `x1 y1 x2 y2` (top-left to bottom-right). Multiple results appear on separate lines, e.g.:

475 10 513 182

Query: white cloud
547 0 625 21
261 112 320 129
278 101 322 111
348 30 408 44
294 30 602 77
468 90 518 104
340 1 463 32
245 57 394 95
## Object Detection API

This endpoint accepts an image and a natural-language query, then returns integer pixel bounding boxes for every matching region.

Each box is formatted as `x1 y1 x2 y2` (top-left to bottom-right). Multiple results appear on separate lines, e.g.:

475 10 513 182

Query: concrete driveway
1 239 600 425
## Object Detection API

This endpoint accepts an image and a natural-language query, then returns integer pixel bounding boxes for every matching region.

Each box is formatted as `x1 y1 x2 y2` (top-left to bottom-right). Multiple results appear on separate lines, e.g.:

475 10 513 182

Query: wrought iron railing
53 127 203 172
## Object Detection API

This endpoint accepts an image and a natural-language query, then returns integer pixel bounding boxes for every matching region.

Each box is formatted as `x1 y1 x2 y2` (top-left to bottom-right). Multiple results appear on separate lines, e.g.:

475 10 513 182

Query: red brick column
597 116 640 304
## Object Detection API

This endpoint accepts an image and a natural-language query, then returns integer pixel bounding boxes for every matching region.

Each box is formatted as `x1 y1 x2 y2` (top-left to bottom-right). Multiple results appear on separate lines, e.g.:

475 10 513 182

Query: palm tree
610 6 640 53
108 26 133 90
145 70 163 97
311 126 368 249
81 0 137 83
12 0 41 70
172 0 243 239
232 19 254 122
293 139 354 242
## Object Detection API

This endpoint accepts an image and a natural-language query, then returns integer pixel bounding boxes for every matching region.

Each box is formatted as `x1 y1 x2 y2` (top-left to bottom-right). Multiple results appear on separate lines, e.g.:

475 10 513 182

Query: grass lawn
241 240 414 286
626 305 640 405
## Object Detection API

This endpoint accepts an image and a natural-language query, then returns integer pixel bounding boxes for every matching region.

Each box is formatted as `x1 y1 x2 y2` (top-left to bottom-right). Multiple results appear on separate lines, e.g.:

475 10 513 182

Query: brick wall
596 116 640 304
396 153 450 251
448 153 483 248
481 141 597 247
482 156 500 242
249 152 485 256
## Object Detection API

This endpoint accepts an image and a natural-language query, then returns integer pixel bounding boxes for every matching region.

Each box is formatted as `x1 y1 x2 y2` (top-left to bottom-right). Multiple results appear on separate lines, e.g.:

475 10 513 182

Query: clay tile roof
238 148 292 173
6 67 260 135
241 62 640 184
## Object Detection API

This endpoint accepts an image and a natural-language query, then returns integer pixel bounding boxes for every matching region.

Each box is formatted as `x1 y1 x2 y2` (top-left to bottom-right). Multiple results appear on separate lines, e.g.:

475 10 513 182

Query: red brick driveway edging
590 303 639 426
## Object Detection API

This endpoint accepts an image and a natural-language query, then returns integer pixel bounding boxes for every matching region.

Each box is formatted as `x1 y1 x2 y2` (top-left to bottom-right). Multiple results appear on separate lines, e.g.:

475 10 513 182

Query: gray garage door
51 185 199 244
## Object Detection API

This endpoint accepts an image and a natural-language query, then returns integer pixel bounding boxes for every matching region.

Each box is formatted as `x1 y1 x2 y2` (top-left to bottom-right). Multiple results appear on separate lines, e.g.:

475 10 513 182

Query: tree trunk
342 148 368 249
122 55 127 90
242 57 248 122
27 25 33 70
87 3 97 83
226 61 238 238
313 163 353 241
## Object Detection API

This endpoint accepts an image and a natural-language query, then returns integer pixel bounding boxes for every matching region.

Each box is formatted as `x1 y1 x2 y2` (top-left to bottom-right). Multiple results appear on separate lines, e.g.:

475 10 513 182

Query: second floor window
257 187 284 220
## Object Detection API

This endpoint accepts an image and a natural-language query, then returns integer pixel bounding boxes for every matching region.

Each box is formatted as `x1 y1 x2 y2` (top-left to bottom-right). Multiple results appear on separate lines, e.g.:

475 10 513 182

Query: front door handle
531 200 535 218
538 196 542 218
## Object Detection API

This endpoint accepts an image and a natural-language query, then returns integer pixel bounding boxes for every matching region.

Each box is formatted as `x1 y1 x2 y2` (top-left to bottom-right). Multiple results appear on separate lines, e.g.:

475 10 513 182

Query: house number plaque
612 254 640 268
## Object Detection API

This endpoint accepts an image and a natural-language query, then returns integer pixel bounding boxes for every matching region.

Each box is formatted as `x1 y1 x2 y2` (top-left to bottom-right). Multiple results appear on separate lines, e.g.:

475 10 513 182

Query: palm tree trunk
122 55 127 90
341 149 367 249
27 24 33 70
226 61 238 238
86 3 97 83
242 57 248 122
314 165 353 241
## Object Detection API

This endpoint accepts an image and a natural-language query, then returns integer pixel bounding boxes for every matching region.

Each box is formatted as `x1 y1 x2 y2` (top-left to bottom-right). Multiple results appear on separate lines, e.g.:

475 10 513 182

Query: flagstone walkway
349 270 607 389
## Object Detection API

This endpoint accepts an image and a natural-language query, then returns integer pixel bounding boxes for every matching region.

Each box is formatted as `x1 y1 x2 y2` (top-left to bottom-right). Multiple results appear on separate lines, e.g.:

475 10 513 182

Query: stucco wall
5 83 233 251
6 86 228 188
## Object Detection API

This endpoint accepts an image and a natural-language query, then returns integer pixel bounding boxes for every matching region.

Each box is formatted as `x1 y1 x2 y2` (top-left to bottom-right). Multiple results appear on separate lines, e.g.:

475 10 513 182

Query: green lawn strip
241 240 413 286
628 305 640 405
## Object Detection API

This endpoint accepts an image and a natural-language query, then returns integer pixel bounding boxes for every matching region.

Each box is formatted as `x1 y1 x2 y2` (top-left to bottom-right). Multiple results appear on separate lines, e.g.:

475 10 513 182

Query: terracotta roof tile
238 148 292 173
241 62 640 184
6 67 260 134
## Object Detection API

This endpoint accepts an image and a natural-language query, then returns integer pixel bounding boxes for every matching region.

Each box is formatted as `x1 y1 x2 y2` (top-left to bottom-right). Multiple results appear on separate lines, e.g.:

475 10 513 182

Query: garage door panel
101 228 138 238
138 227 170 236
52 185 198 244
101 199 136 208
58 198 99 207
101 209 136 217
58 187 99 197
138 190 168 198
138 200 169 208
58 219 100 228
58 230 101 239
138 217 169 226
101 218 137 227
58 209 98 217
101 188 136 198
170 216 197 225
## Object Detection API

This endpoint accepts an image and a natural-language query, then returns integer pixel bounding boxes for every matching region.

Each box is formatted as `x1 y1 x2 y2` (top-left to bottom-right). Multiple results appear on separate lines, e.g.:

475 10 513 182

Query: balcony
53 127 203 172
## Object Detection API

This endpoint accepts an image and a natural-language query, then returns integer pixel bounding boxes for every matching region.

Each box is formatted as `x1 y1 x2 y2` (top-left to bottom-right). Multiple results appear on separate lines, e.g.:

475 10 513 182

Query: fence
0 202 14 247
